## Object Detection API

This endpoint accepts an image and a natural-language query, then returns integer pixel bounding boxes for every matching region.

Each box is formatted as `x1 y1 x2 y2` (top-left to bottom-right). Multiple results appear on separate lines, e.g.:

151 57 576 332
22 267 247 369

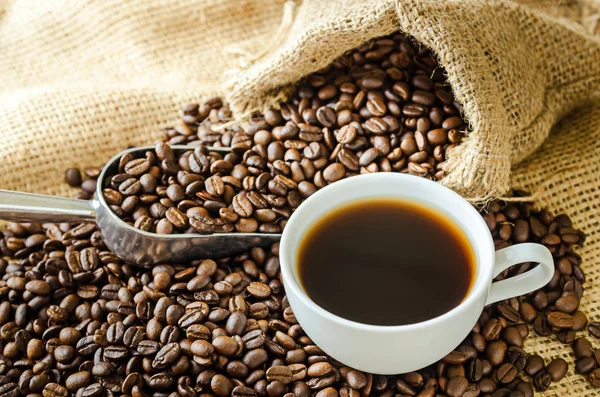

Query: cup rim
280 173 495 332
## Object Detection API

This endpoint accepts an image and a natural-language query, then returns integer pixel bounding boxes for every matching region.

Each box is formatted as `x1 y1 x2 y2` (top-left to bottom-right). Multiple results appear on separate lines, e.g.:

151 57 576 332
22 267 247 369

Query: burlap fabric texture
1 0 600 396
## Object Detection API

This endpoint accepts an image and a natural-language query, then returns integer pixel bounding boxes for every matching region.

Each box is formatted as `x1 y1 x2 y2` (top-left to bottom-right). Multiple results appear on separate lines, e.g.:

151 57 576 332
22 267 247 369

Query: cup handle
485 243 555 306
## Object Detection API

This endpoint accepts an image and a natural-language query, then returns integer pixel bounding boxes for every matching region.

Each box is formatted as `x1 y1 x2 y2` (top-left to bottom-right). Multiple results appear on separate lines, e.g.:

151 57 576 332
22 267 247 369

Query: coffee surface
298 198 476 325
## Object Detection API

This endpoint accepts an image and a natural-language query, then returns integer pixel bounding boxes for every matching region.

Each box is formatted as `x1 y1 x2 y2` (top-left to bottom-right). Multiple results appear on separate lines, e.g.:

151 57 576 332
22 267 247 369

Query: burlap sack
224 0 600 200
0 0 599 395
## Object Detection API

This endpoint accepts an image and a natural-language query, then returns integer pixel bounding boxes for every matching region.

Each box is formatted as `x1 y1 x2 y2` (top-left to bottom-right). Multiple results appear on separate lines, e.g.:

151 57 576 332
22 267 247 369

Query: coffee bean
0 383 20 397
555 295 579 313
233 193 254 218
443 350 470 364
573 337 593 358
519 302 536 323
307 362 333 377
496 363 518 383
345 370 367 390
212 335 240 356
65 371 92 392
54 345 76 363
25 280 51 295
427 129 447 146
266 366 293 384
589 322 600 339
533 315 552 336
43 383 68 397
446 376 468 397
335 125 357 144
165 207 188 229
152 342 180 368
149 372 174 391
65 168 82 187
242 348 268 370
546 358 567 381
122 326 145 348
211 374 234 397
316 107 336 128
533 371 551 391
91 361 114 377
104 345 128 360
133 215 153 232
523 354 544 377
482 319 502 341
323 163 345 183
576 357 597 374
547 311 574 329
497 302 520 323
486 341 507 366
187 274 210 291
233 385 256 397
359 148 379 167
590 368 600 387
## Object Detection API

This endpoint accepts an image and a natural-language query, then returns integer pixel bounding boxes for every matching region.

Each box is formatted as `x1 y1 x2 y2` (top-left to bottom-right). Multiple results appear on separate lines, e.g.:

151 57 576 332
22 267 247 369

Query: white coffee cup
280 173 554 374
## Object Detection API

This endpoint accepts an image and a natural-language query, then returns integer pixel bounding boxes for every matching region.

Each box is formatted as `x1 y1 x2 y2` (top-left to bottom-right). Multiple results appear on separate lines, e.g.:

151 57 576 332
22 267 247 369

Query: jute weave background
0 0 599 395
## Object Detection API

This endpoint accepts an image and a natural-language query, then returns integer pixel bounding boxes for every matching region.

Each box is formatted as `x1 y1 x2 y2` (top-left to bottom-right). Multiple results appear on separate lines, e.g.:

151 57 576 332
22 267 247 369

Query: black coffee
297 198 476 326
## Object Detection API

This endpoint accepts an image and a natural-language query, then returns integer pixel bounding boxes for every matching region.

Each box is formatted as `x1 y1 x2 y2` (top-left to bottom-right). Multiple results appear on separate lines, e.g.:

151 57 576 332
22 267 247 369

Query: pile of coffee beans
0 191 589 397
101 32 468 234
101 142 291 234
0 31 593 396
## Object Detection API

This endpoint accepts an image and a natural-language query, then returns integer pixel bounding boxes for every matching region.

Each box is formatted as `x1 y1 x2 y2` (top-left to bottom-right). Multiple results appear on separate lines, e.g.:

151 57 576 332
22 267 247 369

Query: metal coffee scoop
0 145 280 266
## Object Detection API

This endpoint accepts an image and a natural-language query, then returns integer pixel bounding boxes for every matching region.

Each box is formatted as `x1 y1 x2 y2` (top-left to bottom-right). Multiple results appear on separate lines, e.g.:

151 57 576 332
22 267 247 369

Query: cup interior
280 173 495 328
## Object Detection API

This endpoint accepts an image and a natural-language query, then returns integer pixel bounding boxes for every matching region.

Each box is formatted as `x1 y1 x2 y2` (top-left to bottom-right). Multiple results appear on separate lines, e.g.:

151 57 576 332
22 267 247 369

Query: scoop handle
0 189 96 223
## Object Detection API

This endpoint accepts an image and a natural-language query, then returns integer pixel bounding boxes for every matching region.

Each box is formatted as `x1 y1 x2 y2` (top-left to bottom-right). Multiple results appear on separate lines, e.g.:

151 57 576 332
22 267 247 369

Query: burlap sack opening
224 0 600 200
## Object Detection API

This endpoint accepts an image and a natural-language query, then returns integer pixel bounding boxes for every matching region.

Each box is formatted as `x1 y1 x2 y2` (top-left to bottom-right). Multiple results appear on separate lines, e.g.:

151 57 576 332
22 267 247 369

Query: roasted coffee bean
533 371 551 391
308 362 333 377
486 341 507 366
346 370 367 389
266 366 293 384
323 163 345 183
43 383 68 397
573 337 594 358
496 363 518 383
589 322 600 339
546 358 568 381
482 319 502 341
65 371 92 392
91 361 114 377
576 357 597 374
497 302 520 323
211 374 234 397
65 168 82 187
555 295 579 313
123 326 145 348
533 315 552 336
445 376 468 397
547 311 574 329
590 369 600 387
524 354 544 376
571 310 588 331
152 342 180 368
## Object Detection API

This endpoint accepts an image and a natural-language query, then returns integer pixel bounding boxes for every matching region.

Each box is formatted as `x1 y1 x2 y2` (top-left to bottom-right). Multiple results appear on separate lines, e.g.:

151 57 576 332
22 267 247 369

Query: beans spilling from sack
97 33 467 234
